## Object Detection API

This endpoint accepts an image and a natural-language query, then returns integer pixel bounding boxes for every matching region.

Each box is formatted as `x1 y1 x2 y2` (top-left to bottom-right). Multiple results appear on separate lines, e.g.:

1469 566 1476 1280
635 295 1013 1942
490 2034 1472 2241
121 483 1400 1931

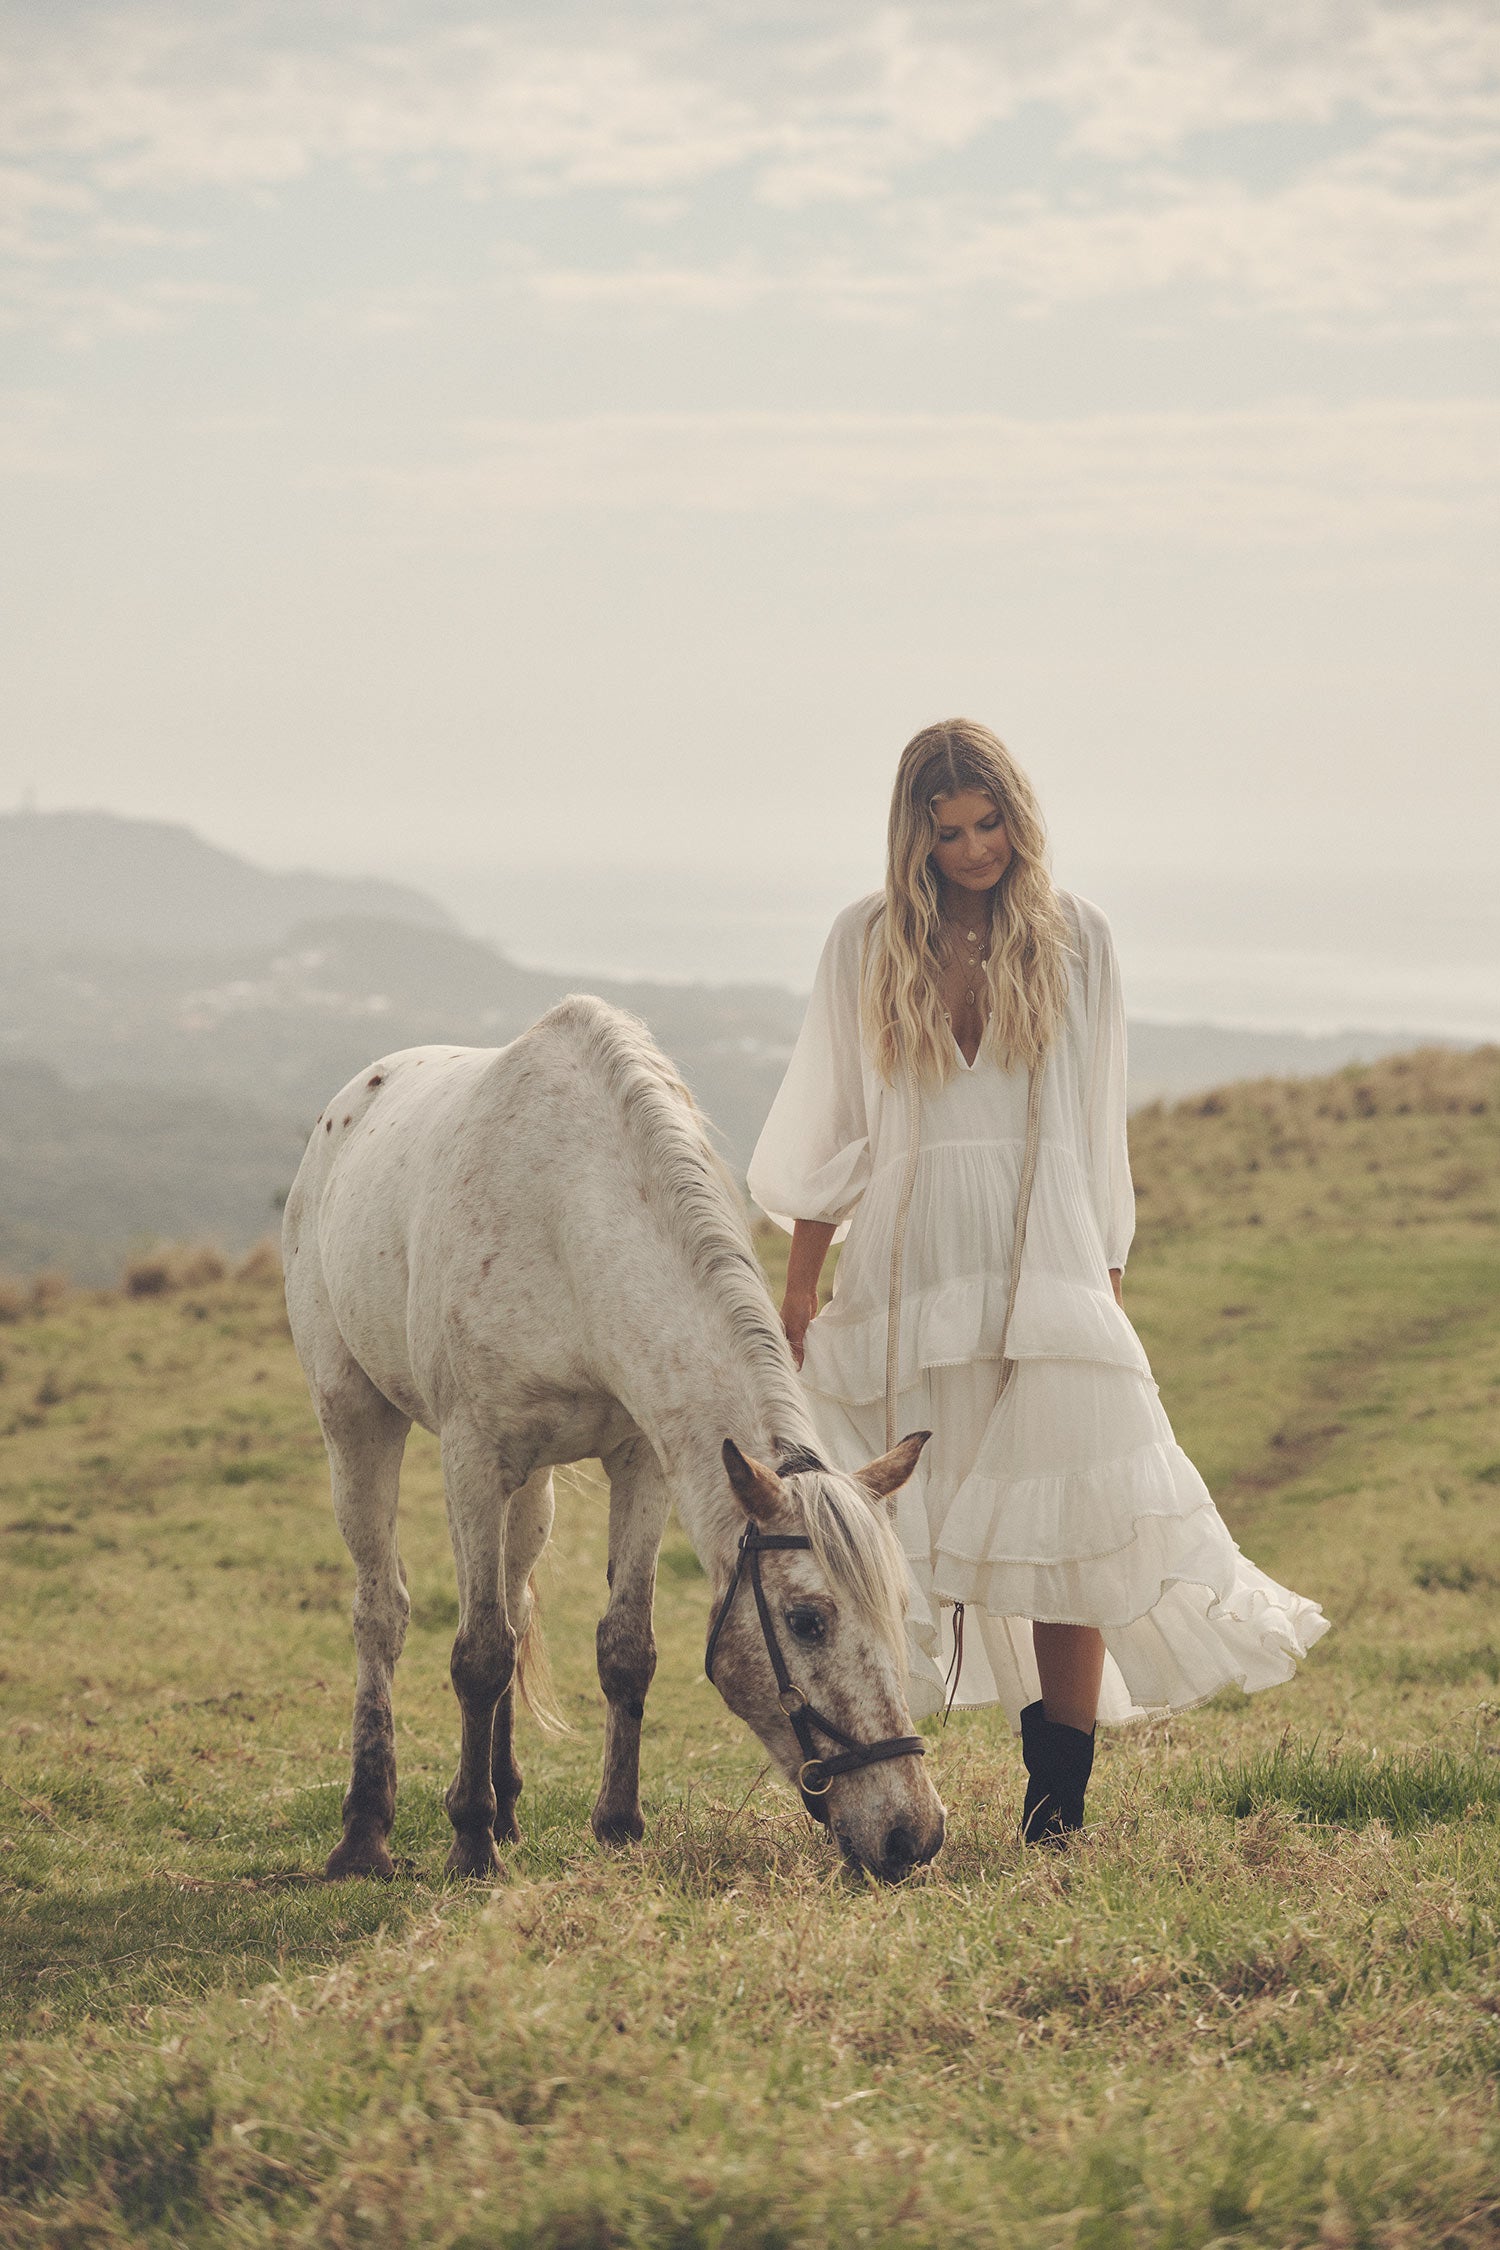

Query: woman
747 718 1329 1845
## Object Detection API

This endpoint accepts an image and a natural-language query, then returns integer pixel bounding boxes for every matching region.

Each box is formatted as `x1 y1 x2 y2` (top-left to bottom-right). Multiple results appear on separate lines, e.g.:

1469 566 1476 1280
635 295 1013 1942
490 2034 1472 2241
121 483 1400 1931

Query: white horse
282 995 945 1884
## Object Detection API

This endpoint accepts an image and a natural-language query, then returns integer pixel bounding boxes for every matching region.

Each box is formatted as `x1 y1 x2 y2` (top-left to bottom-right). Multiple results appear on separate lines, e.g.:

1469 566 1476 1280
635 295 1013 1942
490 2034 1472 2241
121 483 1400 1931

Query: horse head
708 1434 946 1883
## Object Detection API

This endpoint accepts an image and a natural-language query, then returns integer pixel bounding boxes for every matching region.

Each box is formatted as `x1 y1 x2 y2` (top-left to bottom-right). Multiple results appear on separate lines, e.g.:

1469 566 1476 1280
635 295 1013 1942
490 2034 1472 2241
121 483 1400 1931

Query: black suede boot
1019 1698 1097 1845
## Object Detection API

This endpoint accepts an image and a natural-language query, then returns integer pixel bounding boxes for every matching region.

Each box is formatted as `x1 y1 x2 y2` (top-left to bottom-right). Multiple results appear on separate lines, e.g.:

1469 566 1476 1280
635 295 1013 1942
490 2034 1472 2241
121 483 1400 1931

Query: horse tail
515 1574 570 1737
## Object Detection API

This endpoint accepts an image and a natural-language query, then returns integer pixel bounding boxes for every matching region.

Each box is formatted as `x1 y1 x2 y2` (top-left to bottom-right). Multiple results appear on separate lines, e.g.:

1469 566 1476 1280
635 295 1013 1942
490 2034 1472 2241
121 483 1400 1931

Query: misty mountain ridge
0 808 1469 1278
0 807 455 953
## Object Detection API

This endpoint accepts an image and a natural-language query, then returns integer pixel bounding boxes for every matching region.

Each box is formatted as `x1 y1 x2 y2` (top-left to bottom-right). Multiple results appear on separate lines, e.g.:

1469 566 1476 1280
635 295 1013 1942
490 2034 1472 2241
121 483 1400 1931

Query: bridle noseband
702 1453 926 1811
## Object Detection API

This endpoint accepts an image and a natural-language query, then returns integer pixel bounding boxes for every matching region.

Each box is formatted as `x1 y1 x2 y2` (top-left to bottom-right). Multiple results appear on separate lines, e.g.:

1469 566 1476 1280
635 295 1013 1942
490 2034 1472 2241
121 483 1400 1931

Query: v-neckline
950 1031 981 1073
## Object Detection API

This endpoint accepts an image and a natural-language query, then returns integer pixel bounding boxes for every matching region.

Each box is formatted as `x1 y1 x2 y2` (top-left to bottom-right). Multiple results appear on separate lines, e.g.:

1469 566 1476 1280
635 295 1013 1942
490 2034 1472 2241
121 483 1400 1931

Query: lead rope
883 1072 923 1457
996 1053 1048 1406
940 1048 1043 1719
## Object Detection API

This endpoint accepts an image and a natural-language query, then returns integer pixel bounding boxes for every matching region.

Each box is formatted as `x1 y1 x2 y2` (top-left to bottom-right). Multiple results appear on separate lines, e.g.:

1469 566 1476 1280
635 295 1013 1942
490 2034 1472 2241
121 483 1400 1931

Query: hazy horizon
378 849 1497 1040
7 795 1496 1044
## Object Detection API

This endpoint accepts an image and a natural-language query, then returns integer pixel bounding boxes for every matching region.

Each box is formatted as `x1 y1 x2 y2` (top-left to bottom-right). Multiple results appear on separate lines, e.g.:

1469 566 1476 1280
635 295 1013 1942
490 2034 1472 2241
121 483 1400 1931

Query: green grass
1181 1734 1500 1831
1 1044 1499 2245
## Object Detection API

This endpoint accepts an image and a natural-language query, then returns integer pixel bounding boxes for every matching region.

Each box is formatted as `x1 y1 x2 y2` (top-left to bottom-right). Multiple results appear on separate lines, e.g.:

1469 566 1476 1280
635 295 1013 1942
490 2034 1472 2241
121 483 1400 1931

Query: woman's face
929 789 1012 896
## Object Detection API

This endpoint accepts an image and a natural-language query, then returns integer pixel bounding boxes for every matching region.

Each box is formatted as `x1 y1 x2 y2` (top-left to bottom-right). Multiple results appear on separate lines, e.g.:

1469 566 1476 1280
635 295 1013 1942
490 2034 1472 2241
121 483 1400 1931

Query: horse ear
855 1430 931 1501
722 1439 785 1524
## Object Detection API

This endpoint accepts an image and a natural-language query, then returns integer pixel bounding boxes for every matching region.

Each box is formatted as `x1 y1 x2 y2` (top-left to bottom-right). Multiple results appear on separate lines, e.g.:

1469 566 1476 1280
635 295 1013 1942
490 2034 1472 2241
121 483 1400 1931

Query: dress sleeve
747 903 874 1236
1076 899 1135 1271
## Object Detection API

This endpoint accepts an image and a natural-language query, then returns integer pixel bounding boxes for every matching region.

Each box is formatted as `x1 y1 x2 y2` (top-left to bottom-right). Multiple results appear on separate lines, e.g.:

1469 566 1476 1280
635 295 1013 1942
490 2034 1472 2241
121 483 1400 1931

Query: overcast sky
3 1 1497 1025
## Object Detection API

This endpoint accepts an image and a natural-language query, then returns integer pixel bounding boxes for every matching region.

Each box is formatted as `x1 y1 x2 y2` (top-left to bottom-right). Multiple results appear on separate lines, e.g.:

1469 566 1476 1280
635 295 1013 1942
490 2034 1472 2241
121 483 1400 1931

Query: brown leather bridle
703 1452 927 1818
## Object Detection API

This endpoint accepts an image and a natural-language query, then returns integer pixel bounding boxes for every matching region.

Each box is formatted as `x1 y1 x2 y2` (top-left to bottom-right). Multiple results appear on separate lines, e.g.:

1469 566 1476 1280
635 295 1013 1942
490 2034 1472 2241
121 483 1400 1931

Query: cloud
308 398 1500 548
475 123 1500 330
0 269 250 347
0 387 93 477
2 1 1493 343
891 139 1500 324
0 160 94 258
0 14 768 196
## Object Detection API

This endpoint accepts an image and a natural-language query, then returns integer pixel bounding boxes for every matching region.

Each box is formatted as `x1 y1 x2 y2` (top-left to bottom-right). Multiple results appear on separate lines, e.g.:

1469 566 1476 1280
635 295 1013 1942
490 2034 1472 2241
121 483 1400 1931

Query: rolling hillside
0 1043 1496 2244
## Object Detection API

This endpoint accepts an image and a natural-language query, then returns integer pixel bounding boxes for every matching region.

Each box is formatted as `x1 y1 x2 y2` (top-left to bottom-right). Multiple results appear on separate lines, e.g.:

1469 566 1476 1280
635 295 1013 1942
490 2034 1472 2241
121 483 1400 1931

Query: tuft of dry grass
0 1273 69 1323
172 1242 229 1288
26 1272 68 1316
233 1236 282 1285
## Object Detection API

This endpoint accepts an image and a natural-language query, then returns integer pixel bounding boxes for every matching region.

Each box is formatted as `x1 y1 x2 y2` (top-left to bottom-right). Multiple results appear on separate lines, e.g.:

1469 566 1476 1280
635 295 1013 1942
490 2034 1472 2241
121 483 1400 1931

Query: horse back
283 1006 665 1442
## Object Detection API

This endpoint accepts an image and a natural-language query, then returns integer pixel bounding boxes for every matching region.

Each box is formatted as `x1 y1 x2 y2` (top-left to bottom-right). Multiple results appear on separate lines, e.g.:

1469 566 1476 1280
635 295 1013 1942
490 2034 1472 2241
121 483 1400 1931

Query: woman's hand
780 1287 821 1370
782 1219 837 1370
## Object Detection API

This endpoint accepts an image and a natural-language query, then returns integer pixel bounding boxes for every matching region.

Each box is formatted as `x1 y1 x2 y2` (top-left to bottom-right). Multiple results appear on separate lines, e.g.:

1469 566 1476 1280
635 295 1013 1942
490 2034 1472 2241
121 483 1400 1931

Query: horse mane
798 1474 910 1678
539 997 909 1654
543 993 802 1413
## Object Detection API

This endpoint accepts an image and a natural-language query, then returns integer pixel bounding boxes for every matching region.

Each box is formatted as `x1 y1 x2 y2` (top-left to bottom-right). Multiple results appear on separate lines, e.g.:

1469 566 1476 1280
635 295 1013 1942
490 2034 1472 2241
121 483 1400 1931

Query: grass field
2 1047 1498 2247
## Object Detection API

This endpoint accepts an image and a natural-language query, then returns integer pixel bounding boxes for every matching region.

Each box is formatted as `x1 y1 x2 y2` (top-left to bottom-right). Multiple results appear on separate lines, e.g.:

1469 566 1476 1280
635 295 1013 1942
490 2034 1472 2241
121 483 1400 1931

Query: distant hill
0 905 810 1278
0 809 455 952
0 909 804 1159
0 1058 306 1281
0 807 1477 1278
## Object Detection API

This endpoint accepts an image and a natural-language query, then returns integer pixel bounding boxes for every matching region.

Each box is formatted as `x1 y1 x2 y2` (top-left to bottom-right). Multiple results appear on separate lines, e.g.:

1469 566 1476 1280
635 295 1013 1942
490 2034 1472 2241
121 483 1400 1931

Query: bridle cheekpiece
702 1451 926 1815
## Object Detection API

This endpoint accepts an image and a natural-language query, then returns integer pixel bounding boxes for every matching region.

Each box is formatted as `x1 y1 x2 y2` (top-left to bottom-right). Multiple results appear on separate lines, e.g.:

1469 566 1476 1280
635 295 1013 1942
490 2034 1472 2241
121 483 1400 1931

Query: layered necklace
937 897 994 1010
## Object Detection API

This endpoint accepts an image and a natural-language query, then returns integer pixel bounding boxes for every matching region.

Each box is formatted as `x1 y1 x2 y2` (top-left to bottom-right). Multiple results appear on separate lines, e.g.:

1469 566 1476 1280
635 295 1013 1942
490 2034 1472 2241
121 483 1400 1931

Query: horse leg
490 1467 557 1844
592 1434 670 1847
320 1376 412 1881
441 1421 514 1879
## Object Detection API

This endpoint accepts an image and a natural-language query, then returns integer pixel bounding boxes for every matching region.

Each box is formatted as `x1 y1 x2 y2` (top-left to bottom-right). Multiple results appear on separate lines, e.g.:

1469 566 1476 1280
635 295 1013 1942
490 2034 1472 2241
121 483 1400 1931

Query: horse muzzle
835 1799 947 1884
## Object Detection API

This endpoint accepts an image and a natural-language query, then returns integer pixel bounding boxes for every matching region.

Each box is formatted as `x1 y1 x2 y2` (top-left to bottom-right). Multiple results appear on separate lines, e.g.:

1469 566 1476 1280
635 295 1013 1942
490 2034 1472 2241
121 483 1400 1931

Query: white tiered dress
747 890 1330 1731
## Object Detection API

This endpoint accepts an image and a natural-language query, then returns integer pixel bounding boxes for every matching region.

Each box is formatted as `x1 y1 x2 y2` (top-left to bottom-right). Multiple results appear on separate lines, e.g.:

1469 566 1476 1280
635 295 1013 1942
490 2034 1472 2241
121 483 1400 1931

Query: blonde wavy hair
860 718 1071 1087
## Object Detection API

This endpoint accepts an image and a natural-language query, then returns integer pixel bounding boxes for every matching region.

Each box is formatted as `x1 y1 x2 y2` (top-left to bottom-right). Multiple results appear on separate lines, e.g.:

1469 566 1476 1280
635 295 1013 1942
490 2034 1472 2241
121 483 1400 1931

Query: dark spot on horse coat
325 1119 333 1133
368 1074 383 1088
481 1254 494 1277
343 1115 352 1126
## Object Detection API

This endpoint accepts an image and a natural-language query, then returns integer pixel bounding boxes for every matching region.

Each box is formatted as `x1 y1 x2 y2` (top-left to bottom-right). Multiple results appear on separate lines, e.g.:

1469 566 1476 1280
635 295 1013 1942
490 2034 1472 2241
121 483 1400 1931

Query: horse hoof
443 1831 502 1880
591 1809 645 1849
325 1834 395 1882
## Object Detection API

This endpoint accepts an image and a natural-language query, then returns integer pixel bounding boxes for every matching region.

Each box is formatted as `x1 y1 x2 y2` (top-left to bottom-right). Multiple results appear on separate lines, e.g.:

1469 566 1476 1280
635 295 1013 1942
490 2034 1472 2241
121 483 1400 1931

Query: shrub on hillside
0 1272 69 1320
29 1271 68 1315
235 1238 282 1285
122 1240 278 1297
122 1254 175 1298
173 1243 227 1288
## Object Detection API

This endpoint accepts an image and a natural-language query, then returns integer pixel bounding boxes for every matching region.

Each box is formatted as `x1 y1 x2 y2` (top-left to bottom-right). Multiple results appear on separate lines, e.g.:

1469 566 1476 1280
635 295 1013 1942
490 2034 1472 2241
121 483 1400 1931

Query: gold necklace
938 911 991 1010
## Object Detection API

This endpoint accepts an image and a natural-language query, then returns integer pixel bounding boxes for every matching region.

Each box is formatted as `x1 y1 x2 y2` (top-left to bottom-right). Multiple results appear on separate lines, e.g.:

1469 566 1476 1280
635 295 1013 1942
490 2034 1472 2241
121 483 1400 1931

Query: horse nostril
883 1823 918 1877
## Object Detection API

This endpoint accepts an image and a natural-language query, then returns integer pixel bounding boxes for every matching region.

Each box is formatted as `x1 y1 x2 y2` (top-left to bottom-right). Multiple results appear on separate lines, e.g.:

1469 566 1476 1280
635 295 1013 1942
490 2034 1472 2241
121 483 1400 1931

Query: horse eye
785 1605 826 1644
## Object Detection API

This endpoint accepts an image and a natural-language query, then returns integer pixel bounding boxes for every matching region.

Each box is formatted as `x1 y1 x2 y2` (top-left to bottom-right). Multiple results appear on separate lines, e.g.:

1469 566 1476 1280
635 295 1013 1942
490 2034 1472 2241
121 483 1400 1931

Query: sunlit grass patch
1180 1733 1500 1832
1342 1639 1500 1686
0 1874 423 2036
217 1457 285 1486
